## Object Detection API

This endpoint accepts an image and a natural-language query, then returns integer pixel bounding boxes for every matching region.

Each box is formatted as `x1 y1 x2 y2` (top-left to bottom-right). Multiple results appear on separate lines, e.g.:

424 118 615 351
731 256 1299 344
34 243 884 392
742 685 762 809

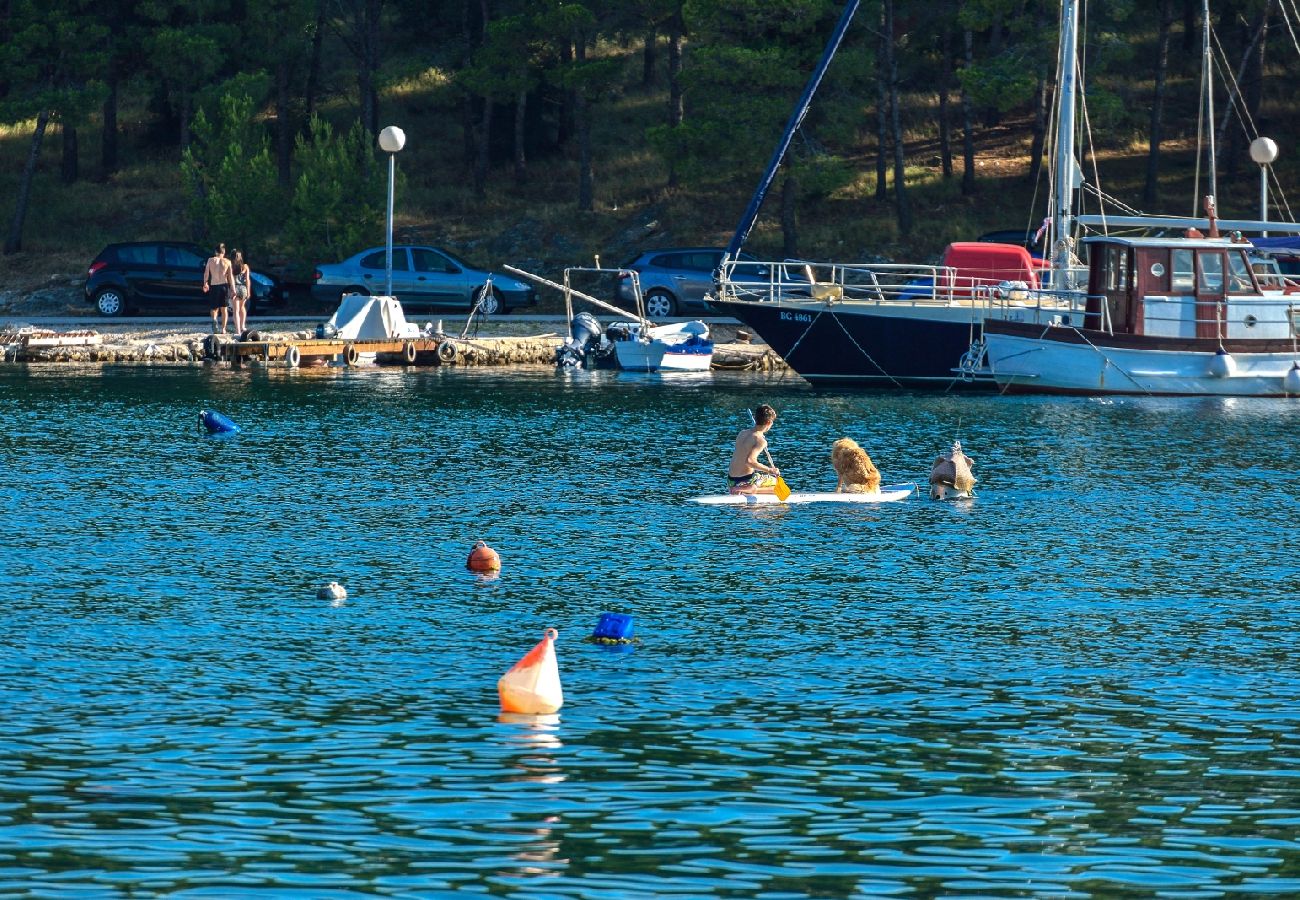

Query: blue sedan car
312 245 536 315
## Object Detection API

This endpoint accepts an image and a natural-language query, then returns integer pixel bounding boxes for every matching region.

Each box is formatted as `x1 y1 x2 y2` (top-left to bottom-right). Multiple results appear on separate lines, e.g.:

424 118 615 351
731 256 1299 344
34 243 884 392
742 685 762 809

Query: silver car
617 247 761 318
312 245 536 315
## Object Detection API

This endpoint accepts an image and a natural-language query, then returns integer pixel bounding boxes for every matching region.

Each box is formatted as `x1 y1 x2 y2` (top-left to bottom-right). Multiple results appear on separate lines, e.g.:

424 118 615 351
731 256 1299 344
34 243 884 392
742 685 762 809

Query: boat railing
716 258 1088 318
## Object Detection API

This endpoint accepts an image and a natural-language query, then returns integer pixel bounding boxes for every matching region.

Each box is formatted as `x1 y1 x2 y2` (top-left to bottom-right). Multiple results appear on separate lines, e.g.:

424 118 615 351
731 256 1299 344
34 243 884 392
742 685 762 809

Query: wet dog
831 437 881 494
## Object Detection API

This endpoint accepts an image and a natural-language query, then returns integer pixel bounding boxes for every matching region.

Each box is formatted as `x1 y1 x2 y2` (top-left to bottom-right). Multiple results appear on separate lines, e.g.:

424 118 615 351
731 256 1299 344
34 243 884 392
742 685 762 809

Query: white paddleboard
691 483 916 505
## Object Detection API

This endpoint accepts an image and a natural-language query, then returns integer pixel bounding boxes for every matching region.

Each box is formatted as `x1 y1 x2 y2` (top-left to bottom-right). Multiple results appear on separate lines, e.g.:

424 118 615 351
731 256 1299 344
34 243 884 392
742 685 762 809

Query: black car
84 242 283 317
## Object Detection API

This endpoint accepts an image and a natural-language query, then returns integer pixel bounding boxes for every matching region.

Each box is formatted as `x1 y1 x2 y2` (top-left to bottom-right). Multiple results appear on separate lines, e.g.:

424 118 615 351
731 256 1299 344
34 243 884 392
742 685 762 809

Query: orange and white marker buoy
467 540 501 572
498 628 563 714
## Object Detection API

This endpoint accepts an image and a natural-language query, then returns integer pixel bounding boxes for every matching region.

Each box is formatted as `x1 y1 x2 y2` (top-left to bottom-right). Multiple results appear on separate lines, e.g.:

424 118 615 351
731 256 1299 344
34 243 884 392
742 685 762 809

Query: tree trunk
306 0 326 121
666 7 684 188
1144 0 1174 208
276 59 292 187
886 0 911 236
576 37 593 212
180 93 192 150
473 98 493 197
781 168 798 259
1027 74 1047 192
1215 6 1270 177
938 25 953 178
874 5 888 202
461 0 477 166
101 70 118 179
5 109 51 254
557 42 574 146
642 29 656 88
62 122 79 185
513 88 527 187
960 27 976 196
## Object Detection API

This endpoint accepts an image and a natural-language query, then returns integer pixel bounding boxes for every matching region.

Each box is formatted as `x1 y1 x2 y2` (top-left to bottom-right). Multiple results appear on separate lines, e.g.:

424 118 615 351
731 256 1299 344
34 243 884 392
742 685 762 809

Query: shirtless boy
202 243 235 334
727 403 780 494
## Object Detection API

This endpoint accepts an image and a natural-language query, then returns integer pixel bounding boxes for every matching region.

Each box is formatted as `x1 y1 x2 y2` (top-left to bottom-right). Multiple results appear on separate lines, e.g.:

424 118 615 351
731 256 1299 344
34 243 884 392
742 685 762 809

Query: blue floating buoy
199 409 240 434
589 612 636 645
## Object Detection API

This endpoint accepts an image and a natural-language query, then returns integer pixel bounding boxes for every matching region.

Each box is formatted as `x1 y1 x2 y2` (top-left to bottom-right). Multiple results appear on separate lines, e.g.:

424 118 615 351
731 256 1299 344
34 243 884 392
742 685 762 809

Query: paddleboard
691 483 916 505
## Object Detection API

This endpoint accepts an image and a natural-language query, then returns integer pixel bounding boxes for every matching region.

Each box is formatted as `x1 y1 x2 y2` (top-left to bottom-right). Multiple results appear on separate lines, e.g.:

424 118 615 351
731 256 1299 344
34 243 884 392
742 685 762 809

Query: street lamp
378 125 406 296
1249 136 1278 236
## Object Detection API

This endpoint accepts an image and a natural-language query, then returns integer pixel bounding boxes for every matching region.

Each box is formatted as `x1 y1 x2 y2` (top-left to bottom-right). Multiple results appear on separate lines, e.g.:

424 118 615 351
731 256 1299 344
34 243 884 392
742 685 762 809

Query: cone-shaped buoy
467 540 501 572
498 628 563 714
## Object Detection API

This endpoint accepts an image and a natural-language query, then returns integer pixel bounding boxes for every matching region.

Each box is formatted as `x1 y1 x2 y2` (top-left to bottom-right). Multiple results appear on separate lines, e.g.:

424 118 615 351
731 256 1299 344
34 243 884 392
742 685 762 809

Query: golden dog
831 437 881 494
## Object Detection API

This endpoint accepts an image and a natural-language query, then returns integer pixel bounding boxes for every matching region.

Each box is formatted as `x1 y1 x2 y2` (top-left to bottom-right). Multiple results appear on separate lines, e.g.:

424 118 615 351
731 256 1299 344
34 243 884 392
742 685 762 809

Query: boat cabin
1082 235 1296 340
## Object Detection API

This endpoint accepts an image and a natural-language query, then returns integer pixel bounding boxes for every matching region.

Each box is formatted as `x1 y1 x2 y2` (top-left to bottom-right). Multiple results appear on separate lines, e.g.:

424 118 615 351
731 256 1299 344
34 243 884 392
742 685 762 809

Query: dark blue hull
711 299 994 390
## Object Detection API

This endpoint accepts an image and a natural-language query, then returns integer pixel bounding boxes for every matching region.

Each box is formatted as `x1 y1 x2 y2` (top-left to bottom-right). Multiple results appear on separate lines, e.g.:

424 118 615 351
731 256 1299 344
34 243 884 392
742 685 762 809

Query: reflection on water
0 366 1298 896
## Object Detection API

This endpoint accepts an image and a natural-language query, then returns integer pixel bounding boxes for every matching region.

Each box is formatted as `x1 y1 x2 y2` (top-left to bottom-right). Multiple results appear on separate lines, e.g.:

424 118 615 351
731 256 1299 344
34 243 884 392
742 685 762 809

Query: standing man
202 243 235 334
727 403 781 494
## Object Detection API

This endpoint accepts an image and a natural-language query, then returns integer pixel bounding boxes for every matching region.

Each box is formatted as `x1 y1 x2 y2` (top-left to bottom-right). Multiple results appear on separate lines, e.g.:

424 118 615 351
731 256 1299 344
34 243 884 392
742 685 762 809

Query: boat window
1103 245 1129 291
1226 252 1253 293
1171 249 1194 292
1198 252 1224 293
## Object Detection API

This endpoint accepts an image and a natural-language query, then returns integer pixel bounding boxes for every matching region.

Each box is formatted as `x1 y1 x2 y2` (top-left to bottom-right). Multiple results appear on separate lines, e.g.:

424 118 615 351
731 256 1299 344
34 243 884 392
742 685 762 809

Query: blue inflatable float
199 409 240 434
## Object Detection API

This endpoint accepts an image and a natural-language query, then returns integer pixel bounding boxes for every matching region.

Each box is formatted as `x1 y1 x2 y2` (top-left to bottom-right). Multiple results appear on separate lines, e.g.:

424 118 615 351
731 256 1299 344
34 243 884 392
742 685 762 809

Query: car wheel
644 289 677 318
475 285 504 315
94 288 127 317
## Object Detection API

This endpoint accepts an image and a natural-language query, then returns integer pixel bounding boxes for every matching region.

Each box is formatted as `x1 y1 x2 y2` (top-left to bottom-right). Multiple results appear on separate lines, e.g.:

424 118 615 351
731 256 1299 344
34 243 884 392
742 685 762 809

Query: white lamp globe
378 125 406 154
1249 136 1278 165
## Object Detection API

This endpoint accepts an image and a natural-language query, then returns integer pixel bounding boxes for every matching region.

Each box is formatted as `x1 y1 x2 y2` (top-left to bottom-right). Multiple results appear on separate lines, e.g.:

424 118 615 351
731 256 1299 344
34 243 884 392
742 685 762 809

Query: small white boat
691 483 916 505
611 320 713 372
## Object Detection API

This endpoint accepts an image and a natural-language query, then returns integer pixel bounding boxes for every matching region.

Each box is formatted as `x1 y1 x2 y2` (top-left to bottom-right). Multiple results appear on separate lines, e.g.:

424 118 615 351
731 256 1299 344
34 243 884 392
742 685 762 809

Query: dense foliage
1 0 1295 264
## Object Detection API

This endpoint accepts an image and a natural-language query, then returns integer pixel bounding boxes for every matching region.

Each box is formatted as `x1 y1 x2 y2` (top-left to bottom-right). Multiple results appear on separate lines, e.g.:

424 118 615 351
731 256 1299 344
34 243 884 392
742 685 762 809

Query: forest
1 0 1298 286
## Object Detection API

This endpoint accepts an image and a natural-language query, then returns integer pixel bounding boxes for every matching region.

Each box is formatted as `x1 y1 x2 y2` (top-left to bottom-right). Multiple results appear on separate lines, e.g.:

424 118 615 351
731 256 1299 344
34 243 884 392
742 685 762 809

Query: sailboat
707 0 1299 393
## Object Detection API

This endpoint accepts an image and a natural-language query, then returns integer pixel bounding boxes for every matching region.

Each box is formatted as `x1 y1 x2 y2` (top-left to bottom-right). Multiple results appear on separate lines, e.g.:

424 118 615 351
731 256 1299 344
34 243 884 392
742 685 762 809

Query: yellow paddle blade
774 476 792 501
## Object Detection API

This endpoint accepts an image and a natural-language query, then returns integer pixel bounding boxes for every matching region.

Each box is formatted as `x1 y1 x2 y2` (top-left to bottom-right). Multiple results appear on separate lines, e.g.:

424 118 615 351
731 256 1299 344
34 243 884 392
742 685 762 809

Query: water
1 364 1298 898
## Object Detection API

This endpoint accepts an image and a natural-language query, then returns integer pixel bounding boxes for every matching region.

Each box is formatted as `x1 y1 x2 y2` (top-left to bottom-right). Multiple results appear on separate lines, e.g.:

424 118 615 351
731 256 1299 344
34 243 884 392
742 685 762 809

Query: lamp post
378 125 406 296
1249 136 1278 236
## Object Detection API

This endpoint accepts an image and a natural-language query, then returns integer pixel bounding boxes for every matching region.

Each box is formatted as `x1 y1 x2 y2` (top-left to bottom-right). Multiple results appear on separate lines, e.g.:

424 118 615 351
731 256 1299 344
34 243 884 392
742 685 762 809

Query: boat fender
1208 347 1237 378
1285 362 1300 394
343 344 360 366
498 628 563 714
586 612 638 646
437 340 458 363
403 341 418 364
199 409 240 434
467 540 500 572
284 344 301 367
316 581 347 601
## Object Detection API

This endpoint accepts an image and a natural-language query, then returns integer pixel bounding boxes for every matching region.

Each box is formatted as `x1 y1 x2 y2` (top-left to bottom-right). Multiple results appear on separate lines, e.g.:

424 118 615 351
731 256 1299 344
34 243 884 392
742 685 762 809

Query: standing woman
230 249 251 335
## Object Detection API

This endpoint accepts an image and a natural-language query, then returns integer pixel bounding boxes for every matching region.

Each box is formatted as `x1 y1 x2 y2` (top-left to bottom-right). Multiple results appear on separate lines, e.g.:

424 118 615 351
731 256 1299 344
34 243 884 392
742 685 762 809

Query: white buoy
1284 363 1300 394
317 581 347 601
1208 348 1237 378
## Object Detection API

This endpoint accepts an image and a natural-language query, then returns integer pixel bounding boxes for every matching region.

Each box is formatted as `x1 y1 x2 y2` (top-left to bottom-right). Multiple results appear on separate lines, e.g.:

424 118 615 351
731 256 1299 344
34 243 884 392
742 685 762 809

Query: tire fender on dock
344 344 360 367
437 341 458 363
284 344 301 368
403 341 418 364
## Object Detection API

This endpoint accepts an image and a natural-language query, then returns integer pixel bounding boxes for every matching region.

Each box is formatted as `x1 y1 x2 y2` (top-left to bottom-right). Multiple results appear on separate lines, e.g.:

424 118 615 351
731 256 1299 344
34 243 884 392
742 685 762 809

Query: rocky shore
0 318 785 371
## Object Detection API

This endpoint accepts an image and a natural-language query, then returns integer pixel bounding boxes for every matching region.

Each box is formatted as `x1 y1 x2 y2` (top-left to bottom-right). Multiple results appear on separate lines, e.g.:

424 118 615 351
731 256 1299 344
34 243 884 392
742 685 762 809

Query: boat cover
324 295 422 340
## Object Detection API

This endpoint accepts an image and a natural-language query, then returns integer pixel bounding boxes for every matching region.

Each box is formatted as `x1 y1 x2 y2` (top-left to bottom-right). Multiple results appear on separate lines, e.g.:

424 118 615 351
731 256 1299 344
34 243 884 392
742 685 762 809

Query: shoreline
0 316 785 371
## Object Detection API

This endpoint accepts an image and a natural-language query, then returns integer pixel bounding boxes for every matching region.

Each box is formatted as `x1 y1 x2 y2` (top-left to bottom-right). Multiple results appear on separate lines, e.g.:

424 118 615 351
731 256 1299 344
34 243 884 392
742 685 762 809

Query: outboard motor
555 311 603 368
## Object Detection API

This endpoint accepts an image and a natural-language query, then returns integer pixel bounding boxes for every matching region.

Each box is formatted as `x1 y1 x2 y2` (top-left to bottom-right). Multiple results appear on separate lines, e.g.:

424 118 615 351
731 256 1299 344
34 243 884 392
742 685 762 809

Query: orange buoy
467 540 500 572
498 628 563 714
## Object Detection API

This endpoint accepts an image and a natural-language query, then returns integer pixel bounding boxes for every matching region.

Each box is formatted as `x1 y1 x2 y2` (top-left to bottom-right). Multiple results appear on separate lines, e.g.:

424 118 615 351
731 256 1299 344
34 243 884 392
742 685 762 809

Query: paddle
763 447 792 501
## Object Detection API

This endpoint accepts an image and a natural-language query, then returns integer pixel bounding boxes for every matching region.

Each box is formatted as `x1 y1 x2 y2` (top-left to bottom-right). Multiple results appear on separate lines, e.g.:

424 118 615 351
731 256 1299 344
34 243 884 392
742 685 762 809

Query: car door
675 251 723 306
359 248 414 299
115 244 168 303
159 244 208 306
410 247 471 307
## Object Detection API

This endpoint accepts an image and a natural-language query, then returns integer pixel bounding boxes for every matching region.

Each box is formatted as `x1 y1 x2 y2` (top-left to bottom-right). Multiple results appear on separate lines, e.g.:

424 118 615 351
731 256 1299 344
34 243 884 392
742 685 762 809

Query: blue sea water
1 363 1298 898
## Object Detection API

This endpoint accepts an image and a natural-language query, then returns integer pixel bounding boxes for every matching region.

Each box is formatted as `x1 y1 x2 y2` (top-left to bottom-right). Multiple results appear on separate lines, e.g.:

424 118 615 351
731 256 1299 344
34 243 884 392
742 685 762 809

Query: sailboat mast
1202 0 1217 201
1052 0 1081 281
